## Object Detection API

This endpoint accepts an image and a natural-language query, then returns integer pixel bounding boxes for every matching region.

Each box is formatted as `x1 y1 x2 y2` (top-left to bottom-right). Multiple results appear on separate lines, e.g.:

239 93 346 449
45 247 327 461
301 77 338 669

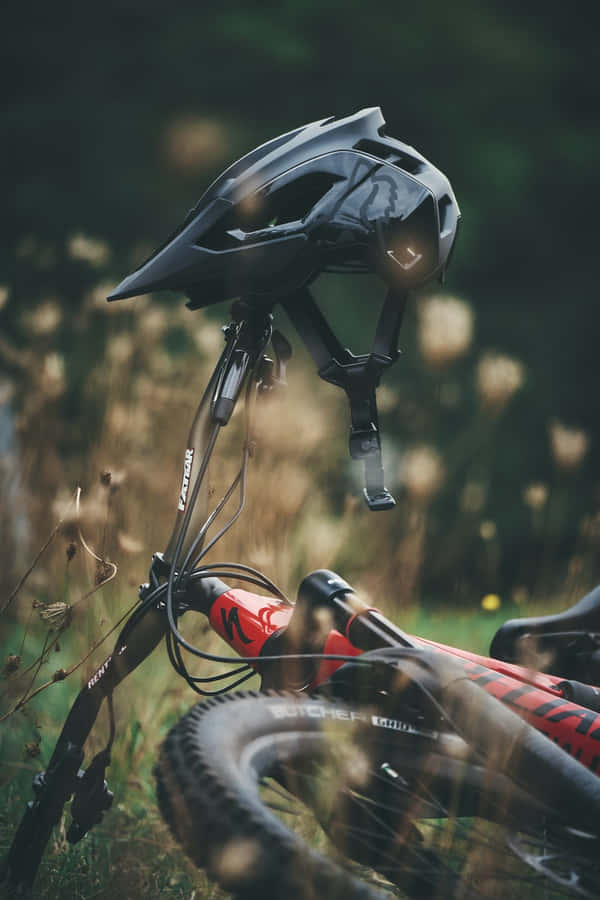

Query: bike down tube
207 584 600 773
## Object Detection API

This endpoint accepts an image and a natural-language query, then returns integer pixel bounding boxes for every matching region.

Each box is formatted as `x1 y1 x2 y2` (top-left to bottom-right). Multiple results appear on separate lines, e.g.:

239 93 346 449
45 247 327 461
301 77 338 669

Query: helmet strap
281 286 407 511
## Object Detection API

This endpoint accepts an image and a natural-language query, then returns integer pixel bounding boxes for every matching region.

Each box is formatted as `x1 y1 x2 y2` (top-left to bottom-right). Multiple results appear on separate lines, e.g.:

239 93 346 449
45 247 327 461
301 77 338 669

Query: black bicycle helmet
108 107 459 307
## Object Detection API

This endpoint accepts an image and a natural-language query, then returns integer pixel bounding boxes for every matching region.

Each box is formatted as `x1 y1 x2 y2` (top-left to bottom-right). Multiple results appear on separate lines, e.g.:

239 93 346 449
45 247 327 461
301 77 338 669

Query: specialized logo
221 607 253 645
178 448 194 511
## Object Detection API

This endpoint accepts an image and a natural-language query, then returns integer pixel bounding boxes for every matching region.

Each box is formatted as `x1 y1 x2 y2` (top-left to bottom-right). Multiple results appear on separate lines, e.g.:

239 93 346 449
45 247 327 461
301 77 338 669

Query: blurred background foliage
1 0 599 615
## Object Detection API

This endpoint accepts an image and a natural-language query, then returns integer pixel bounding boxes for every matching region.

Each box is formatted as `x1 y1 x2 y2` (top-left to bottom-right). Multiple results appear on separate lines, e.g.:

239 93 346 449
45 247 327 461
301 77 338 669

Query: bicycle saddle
490 584 600 663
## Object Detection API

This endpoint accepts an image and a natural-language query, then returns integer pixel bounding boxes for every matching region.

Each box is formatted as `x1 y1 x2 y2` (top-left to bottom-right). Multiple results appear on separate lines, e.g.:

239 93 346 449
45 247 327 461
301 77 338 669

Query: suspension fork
2 598 168 892
47 604 167 763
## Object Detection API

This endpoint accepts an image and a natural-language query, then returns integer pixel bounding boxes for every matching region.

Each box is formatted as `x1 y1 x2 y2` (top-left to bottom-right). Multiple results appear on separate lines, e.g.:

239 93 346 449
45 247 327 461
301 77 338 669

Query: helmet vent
200 172 341 250
438 194 453 235
354 139 423 175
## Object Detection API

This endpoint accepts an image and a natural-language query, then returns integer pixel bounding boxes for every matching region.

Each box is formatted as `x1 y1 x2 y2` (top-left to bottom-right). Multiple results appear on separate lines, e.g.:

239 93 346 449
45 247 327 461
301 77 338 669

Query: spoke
259 747 597 898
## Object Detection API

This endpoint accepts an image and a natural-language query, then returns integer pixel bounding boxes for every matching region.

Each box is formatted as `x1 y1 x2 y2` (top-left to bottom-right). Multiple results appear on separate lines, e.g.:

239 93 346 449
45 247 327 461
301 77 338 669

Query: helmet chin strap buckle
363 459 396 511
347 401 395 512
281 286 406 512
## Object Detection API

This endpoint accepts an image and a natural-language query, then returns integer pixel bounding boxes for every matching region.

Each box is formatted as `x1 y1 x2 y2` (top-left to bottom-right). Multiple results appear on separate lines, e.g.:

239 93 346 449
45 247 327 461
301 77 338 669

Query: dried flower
106 403 129 434
52 487 96 533
193 321 225 356
106 334 134 365
67 233 110 267
24 741 41 758
149 349 174 377
400 446 444 503
304 515 343 567
213 837 261 886
86 281 125 313
460 481 486 514
164 117 228 173
52 668 67 682
3 654 21 676
41 353 66 397
476 353 524 412
522 482 548 510
376 384 398 413
479 520 497 540
25 300 62 337
0 377 15 406
549 421 589 471
107 470 126 491
339 744 371 789
117 532 143 554
580 513 600 543
39 602 72 630
137 306 168 341
95 560 114 585
512 586 529 606
417 294 474 368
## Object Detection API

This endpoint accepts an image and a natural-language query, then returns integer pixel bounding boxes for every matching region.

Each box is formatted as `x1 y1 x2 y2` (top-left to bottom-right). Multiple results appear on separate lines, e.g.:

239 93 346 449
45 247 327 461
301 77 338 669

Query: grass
1 295 597 898
0 586 561 899
0 614 237 899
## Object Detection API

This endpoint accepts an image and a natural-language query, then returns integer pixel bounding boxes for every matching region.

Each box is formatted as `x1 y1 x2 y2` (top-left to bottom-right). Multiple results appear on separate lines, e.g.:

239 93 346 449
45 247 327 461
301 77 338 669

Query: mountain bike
5 107 600 898
3 299 600 899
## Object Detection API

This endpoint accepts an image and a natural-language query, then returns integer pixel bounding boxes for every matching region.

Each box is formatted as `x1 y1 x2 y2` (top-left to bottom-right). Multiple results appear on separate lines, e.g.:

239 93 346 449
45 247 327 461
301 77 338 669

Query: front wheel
155 691 599 899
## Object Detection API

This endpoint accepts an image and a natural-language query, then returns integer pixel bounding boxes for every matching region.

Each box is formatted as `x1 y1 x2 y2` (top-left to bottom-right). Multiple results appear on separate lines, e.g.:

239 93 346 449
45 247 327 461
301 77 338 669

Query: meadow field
1 272 597 897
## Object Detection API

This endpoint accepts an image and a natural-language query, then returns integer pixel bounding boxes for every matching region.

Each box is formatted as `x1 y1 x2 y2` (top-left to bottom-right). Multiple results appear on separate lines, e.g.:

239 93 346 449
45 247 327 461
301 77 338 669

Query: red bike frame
209 586 600 773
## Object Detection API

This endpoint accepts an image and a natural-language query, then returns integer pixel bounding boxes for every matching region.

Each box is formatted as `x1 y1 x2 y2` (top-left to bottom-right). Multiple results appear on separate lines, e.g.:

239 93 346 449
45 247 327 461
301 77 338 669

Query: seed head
67 233 110 267
39 602 72 630
549 421 589 471
25 300 62 337
164 117 228 174
417 294 474 368
400 446 444 504
66 541 77 561
3 654 21 676
522 482 548 510
476 353 524 412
